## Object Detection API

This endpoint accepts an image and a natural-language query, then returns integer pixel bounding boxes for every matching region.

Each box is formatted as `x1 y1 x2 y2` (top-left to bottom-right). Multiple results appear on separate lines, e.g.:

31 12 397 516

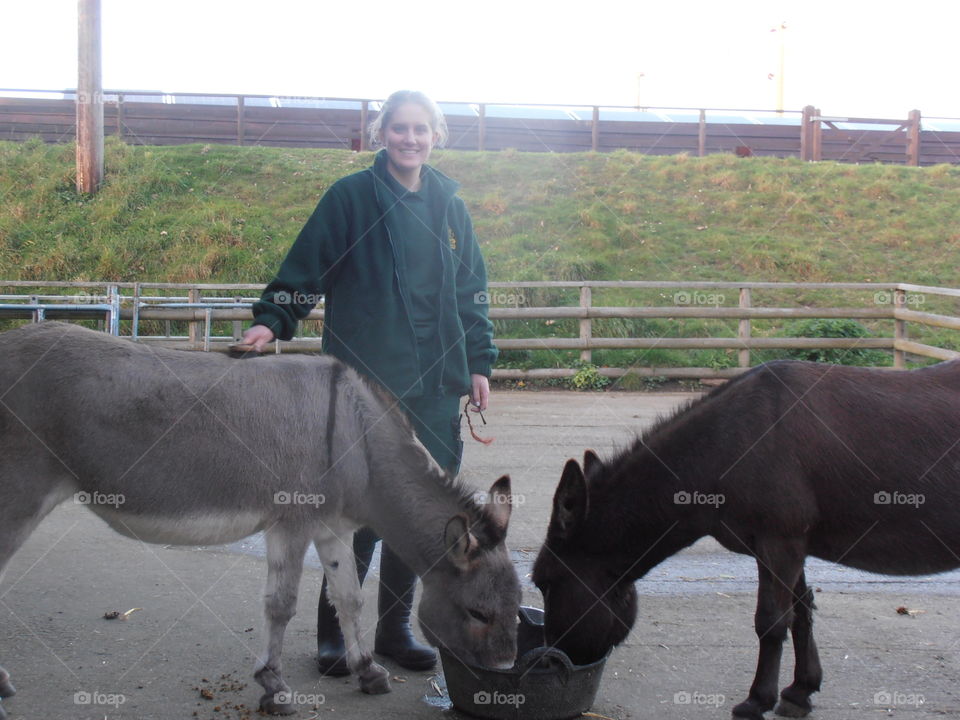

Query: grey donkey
0 321 520 717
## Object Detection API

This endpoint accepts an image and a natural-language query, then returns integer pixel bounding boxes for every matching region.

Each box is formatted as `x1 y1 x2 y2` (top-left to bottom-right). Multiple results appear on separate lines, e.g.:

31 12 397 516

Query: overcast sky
4 0 959 118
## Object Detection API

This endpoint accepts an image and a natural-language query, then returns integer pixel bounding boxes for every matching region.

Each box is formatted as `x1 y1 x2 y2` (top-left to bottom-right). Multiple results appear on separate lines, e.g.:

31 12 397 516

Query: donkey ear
549 459 588 542
486 475 512 533
583 449 603 477
444 514 477 571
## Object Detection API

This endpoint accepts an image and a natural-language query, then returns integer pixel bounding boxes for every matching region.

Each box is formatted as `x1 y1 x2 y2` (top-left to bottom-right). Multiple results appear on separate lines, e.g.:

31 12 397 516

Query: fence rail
2 280 958 379
4 89 960 165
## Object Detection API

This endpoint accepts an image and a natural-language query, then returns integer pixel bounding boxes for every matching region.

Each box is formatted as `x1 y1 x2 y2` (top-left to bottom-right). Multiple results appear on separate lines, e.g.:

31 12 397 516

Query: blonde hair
368 90 449 149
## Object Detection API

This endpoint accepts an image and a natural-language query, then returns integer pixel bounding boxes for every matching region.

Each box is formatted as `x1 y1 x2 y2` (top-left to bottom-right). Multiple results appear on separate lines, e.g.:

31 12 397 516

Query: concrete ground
2 390 960 720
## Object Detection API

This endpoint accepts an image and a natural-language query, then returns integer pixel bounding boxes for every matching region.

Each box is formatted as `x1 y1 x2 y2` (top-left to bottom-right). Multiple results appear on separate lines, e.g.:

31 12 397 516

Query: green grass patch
4 140 960 370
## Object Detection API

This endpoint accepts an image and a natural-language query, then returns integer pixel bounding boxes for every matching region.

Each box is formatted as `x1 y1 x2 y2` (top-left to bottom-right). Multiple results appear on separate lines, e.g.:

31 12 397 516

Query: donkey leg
254 526 310 715
0 665 13 720
313 531 391 695
0 668 14 698
0 466 73 720
733 541 805 720
775 572 822 717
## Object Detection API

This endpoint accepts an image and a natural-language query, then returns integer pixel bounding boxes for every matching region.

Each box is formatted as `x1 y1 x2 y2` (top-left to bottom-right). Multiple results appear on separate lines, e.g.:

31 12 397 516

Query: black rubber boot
317 527 378 676
374 543 437 671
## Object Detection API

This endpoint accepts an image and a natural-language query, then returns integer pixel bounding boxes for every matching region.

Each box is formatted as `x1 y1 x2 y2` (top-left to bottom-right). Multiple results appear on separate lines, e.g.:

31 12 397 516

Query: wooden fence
2 281 958 379
3 90 960 165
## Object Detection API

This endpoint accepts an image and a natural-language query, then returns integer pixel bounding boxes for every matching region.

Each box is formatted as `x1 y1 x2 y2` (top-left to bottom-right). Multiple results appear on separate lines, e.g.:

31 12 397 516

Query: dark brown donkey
533 359 960 720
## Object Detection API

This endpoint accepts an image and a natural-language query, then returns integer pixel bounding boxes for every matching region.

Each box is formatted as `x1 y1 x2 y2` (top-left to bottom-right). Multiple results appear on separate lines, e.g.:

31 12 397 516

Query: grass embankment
2 138 960 379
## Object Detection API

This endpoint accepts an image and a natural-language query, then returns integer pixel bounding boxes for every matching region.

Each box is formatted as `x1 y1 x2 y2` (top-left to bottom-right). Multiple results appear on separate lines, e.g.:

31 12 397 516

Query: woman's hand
239 325 276 353
469 374 490 412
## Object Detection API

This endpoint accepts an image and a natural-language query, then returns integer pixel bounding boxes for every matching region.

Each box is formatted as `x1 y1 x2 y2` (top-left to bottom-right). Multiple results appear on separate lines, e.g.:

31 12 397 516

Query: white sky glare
3 0 960 118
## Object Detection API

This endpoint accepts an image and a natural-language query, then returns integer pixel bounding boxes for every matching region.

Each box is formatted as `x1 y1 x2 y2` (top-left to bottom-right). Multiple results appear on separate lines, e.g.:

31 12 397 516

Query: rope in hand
462 399 494 445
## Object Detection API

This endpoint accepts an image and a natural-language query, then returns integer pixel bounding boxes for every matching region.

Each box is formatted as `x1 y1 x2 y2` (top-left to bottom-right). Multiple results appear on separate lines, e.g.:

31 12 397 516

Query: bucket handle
516 646 576 680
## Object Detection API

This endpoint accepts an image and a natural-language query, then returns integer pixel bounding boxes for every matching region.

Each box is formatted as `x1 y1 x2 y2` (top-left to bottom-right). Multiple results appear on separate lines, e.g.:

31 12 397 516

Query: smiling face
379 101 438 188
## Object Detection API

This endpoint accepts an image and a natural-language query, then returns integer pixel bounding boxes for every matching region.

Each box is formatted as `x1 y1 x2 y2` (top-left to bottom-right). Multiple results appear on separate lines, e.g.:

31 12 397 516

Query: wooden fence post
360 100 369 151
812 107 823 161
116 92 124 139
893 288 906 368
580 285 592 363
698 109 707 157
592 106 600 151
907 109 921 167
236 95 245 146
738 287 752 368
800 105 813 160
478 104 486 151
188 287 201 348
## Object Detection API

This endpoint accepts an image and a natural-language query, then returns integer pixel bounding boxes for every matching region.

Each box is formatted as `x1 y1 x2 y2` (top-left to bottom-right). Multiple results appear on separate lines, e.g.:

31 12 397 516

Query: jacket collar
370 149 459 207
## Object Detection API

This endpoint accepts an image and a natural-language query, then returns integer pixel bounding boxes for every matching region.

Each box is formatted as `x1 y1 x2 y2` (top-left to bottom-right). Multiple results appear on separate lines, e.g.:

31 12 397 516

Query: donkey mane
602 364 762 477
282 346 501 545
645 364 763 443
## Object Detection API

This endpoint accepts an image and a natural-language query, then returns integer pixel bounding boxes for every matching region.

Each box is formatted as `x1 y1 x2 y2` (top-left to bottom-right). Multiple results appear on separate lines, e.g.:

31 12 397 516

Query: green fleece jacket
252 150 497 399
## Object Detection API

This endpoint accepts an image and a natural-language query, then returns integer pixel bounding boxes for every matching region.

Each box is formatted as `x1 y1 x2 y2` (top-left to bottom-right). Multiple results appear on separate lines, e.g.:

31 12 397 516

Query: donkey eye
468 608 490 623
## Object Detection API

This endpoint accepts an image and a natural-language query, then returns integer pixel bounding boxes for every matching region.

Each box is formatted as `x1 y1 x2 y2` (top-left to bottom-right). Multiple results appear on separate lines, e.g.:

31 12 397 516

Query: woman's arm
251 184 351 341
451 199 498 383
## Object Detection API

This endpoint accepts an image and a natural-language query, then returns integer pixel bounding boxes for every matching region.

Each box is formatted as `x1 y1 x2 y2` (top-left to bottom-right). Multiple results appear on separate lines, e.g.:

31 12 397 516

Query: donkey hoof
258 691 297 715
775 697 812 718
732 700 765 720
359 662 391 695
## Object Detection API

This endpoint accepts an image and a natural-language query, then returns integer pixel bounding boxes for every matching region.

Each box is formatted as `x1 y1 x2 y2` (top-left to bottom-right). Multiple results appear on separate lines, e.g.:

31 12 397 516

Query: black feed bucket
439 606 609 720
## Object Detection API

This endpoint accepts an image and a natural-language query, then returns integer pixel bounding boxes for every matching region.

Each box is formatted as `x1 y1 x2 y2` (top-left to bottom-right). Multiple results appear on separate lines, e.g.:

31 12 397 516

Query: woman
241 90 497 674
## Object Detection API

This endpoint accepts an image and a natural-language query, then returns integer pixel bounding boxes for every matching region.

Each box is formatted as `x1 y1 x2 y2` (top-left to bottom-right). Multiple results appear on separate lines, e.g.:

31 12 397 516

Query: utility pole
774 21 786 115
77 0 103 194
